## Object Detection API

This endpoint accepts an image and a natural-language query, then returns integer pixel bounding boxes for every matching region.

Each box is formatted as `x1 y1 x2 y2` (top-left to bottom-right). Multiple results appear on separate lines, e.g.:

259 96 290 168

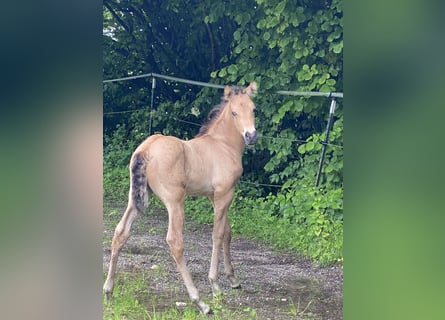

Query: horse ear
245 82 257 96
224 86 232 98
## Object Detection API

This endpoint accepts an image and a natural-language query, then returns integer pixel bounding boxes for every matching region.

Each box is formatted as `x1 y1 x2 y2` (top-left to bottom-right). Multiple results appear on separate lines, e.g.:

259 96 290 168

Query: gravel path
103 205 343 319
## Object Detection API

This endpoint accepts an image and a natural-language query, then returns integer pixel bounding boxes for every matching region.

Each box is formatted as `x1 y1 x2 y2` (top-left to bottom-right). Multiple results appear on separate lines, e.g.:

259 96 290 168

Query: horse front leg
165 201 211 314
208 190 234 296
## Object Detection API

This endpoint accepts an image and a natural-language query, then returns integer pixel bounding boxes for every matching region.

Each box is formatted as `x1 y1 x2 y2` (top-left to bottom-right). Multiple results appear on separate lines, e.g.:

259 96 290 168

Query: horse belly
184 171 214 196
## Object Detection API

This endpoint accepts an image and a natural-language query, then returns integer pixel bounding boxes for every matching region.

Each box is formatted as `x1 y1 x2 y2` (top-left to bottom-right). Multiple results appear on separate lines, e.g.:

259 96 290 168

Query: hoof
103 280 114 300
228 275 241 289
231 283 242 289
197 301 211 314
210 280 222 297
105 291 113 300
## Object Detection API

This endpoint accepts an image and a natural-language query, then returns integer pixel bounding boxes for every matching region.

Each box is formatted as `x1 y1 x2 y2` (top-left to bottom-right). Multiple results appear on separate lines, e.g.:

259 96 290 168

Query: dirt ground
103 205 343 319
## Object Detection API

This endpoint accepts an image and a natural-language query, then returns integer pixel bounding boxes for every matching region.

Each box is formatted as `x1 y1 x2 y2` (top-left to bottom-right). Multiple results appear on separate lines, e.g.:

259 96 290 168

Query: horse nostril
245 131 258 144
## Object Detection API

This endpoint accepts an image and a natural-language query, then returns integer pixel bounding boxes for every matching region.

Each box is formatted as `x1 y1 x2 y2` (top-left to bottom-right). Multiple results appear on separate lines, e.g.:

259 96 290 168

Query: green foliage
185 197 213 225
103 0 343 265
293 116 343 187
103 124 131 201
186 184 343 266
208 0 343 191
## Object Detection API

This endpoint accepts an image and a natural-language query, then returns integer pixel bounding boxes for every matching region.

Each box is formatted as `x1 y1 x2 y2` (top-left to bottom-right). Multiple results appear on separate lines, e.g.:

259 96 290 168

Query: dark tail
130 153 148 212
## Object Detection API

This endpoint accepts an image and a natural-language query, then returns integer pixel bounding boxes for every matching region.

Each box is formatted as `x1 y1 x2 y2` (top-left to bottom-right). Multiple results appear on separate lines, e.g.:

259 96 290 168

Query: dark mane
196 100 227 136
196 86 244 137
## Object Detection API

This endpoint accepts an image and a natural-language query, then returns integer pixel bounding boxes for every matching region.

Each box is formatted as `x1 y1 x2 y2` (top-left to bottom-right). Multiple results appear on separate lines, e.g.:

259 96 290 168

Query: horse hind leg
103 201 140 299
103 153 149 299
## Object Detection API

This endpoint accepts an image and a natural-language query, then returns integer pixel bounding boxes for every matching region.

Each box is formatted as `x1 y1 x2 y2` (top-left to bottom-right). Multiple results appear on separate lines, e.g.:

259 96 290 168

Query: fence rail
103 72 343 98
103 72 343 187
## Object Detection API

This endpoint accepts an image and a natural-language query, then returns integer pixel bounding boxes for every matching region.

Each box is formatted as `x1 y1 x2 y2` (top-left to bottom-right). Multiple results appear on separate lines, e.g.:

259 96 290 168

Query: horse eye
253 108 257 114
232 111 237 116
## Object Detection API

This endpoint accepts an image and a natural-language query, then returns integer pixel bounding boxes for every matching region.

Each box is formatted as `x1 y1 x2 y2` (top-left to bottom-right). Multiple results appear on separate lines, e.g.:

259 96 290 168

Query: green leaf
264 161 274 172
331 41 343 53
283 206 295 219
294 100 304 112
281 100 293 112
294 50 303 59
228 64 238 74
297 144 306 154
263 32 271 41
272 113 281 124
319 83 334 92
325 163 334 173
270 173 280 183
276 1 286 14
321 21 332 32
234 30 241 41
317 49 326 58
306 141 315 151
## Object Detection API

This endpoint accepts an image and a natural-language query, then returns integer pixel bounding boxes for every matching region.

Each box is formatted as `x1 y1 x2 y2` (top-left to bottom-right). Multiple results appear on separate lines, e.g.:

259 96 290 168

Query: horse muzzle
244 130 258 145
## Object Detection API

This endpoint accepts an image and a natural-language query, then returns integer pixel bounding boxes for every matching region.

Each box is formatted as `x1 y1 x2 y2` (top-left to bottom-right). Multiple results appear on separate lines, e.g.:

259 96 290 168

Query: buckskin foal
103 82 258 314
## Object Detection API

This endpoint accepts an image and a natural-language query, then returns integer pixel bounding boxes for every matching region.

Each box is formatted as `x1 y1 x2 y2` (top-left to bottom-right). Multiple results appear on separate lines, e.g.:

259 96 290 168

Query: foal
103 82 258 314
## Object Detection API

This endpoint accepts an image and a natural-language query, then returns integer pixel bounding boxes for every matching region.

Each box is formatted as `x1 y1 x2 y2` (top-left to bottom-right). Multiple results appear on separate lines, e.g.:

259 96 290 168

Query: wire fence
103 72 343 187
103 72 343 98
103 109 343 150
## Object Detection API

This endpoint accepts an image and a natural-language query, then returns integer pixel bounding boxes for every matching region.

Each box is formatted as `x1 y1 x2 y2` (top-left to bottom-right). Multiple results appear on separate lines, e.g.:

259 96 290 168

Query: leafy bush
185 183 342 266
103 123 138 201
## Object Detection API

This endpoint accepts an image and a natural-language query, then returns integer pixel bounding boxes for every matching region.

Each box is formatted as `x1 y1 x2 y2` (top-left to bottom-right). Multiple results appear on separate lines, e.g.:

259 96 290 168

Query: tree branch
204 22 216 71
104 1 137 42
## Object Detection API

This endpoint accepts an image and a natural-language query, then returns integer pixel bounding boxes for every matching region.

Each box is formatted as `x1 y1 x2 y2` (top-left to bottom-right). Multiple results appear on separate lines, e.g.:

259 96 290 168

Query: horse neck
208 104 245 155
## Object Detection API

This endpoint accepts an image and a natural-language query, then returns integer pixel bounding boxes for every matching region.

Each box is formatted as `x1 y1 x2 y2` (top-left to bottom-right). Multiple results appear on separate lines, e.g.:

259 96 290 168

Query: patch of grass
103 272 151 320
103 272 259 320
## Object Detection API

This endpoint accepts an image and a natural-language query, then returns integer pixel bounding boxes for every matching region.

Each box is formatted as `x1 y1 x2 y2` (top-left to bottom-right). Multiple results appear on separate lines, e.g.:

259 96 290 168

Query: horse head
224 82 258 145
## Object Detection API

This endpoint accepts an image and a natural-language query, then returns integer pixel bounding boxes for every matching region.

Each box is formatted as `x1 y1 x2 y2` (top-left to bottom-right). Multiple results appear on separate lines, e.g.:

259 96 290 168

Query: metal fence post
315 97 337 187
148 76 156 136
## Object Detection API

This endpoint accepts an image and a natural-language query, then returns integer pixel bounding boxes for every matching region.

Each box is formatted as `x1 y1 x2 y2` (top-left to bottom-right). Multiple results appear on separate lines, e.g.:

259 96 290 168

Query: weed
288 297 320 320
